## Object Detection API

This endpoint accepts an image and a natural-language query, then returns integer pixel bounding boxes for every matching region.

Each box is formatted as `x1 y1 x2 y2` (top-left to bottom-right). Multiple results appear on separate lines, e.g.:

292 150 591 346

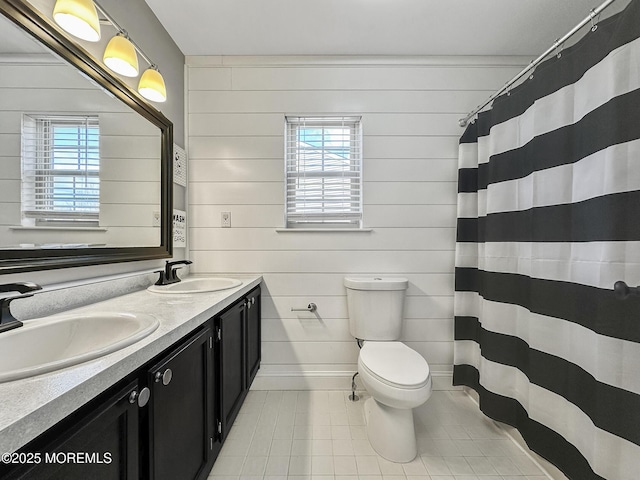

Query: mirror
0 0 172 274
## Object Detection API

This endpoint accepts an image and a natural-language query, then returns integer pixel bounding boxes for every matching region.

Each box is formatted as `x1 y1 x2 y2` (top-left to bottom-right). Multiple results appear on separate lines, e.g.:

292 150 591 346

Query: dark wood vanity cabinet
1 285 261 480
216 300 246 439
215 285 261 440
245 287 261 387
0 379 141 480
145 327 214 480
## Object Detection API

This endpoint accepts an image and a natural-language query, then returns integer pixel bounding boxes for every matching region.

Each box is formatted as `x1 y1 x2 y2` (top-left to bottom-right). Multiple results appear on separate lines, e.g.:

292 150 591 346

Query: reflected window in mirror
0 1 172 273
1 9 163 249
21 114 100 228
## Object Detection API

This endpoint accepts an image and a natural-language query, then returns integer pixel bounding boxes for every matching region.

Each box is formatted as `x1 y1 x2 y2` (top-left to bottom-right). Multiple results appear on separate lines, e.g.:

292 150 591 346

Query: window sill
275 228 373 233
10 226 108 232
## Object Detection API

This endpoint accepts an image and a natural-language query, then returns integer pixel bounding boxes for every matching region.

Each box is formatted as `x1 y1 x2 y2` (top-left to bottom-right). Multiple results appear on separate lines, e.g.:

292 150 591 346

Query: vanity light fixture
51 0 168 103
138 66 167 103
103 33 139 77
52 0 101 42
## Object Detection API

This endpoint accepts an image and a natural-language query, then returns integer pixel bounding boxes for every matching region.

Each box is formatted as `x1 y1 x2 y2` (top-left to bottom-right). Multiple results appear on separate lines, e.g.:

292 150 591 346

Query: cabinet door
245 287 261 388
0 380 140 480
216 301 246 438
147 327 214 480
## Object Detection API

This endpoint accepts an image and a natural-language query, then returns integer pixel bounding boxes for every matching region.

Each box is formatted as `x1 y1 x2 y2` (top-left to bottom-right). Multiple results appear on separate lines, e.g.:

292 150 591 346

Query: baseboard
251 366 460 391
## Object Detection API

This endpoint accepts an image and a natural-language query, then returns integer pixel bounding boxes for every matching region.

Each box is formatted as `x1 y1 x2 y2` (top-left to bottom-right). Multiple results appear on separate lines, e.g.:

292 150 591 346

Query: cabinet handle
128 390 138 404
137 387 151 407
155 368 173 386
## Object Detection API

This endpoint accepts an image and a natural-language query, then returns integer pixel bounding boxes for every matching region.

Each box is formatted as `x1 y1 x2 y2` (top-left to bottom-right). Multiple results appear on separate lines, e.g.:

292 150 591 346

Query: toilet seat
359 341 430 389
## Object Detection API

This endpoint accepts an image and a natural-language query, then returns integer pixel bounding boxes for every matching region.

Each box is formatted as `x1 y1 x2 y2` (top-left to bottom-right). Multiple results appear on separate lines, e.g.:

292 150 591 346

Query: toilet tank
344 277 409 340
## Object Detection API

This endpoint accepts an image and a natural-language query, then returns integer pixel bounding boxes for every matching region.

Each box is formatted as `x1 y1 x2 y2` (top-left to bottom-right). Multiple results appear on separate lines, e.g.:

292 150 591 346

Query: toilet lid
359 342 430 388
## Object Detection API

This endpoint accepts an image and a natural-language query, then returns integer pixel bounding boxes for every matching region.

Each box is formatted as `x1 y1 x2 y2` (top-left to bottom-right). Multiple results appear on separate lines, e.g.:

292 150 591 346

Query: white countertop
0 274 262 454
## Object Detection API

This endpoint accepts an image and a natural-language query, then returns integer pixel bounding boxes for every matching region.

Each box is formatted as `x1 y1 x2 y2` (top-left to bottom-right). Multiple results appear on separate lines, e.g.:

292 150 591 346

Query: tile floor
209 390 549 480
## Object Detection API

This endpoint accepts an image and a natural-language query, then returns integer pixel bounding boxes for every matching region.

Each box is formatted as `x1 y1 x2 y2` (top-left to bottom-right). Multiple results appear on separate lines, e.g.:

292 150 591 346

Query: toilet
344 277 432 463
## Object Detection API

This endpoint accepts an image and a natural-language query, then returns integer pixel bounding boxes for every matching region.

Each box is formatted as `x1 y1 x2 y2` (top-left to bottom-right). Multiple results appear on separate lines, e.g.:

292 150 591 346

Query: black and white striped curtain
453 1 640 479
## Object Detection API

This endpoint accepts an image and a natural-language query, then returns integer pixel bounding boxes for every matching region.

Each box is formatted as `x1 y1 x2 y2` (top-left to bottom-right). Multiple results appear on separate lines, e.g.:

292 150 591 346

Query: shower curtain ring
554 39 563 58
589 9 600 32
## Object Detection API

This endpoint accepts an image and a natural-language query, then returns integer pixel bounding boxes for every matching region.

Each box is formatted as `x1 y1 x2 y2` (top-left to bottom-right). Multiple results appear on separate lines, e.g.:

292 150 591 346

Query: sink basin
147 277 242 294
0 312 159 383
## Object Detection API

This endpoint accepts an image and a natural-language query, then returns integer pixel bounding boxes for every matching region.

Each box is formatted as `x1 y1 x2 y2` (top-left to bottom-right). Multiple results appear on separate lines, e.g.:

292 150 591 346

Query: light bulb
103 34 139 77
138 67 167 103
53 0 101 42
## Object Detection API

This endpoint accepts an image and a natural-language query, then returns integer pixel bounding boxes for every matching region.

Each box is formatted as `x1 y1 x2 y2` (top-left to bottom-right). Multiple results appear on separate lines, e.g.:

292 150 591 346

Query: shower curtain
453 1 640 479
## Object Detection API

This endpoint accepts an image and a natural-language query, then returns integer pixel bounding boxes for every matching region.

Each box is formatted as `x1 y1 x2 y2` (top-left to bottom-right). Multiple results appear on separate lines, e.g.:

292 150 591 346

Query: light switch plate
221 212 231 228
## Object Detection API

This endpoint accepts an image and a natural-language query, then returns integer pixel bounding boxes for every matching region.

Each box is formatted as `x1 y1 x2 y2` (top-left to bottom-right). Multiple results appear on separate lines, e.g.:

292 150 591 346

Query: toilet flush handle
614 281 640 300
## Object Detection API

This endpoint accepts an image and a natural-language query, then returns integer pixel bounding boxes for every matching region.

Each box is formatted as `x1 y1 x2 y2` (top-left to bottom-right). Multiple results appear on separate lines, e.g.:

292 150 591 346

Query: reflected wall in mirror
0 0 172 273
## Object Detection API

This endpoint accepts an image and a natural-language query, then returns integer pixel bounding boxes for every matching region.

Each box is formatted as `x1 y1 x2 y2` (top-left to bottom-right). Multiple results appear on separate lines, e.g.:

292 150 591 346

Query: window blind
285 116 362 228
21 115 100 224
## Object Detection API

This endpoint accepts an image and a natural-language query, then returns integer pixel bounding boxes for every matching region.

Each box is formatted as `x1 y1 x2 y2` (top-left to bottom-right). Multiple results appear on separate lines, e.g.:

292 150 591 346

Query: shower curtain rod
458 0 618 127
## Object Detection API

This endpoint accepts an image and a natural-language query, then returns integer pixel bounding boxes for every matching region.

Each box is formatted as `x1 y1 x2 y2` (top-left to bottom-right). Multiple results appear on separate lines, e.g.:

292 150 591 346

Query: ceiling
143 0 622 57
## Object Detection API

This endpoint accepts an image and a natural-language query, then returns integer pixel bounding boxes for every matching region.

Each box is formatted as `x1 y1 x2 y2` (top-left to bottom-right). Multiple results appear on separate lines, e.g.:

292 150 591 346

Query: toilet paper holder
291 303 317 312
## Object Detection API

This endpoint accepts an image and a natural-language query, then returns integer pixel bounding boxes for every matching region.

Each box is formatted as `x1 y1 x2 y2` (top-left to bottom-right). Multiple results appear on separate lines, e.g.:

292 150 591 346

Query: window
285 116 362 228
21 115 100 226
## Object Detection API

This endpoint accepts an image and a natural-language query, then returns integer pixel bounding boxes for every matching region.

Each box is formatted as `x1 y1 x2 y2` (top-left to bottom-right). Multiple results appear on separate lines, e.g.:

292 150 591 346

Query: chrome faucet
0 282 42 333
154 260 192 286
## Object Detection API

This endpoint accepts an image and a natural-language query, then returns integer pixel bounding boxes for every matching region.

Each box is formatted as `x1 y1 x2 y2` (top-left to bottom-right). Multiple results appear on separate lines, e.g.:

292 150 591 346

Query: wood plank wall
186 56 525 390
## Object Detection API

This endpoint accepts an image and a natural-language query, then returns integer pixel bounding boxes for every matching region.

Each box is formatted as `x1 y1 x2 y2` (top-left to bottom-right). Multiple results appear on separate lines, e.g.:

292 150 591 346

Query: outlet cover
221 211 231 228
152 211 161 227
